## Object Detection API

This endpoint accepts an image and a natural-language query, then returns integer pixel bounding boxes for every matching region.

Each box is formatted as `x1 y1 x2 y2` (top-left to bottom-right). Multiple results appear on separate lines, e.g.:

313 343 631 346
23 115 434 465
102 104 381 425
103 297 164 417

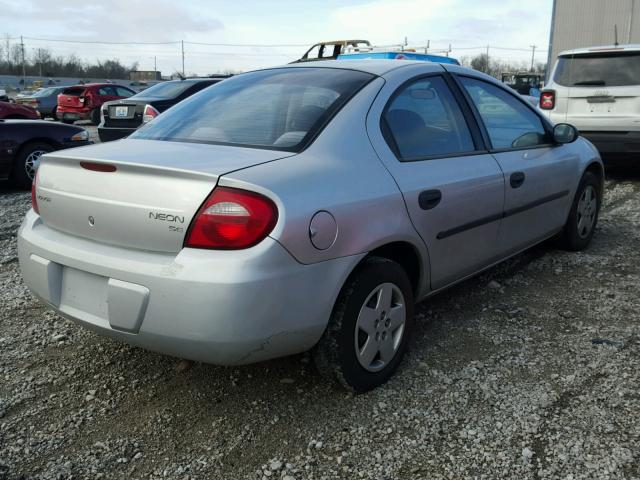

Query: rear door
552 50 640 131
367 70 505 290
456 74 577 255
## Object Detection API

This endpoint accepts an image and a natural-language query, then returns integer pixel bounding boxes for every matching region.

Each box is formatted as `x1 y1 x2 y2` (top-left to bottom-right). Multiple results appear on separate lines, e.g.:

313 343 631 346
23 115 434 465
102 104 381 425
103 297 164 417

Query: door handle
510 172 526 188
419 189 442 210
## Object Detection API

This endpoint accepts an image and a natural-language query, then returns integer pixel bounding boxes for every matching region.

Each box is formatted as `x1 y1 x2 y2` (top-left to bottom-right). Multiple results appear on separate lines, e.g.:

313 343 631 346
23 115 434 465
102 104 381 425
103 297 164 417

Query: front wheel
11 142 52 189
313 257 414 393
560 171 601 251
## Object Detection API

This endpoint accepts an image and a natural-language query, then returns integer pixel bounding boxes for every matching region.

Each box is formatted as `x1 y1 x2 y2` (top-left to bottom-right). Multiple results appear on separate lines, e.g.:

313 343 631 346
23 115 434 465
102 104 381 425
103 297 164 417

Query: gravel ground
1 167 639 480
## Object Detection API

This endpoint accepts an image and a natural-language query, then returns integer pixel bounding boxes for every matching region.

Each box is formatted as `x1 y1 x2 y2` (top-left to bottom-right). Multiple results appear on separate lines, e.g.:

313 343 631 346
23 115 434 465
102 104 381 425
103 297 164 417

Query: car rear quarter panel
220 76 431 295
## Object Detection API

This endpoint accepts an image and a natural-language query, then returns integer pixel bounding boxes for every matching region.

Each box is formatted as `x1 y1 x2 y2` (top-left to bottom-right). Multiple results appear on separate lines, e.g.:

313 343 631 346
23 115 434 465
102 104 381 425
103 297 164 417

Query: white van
540 44 640 164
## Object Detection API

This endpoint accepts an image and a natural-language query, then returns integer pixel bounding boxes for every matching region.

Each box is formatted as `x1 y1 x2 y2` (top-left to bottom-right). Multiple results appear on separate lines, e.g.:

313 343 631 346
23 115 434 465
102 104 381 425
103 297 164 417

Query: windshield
131 68 374 151
131 81 195 99
554 52 640 87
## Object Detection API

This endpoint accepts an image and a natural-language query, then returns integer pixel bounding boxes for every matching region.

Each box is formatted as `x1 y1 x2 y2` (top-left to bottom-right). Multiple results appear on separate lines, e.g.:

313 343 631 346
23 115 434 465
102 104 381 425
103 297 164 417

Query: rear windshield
62 87 85 96
554 52 640 87
34 87 60 97
132 81 198 99
131 68 374 151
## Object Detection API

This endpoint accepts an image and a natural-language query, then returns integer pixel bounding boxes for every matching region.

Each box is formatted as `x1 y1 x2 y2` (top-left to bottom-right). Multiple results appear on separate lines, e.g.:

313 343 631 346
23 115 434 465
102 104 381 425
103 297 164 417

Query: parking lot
1 149 639 479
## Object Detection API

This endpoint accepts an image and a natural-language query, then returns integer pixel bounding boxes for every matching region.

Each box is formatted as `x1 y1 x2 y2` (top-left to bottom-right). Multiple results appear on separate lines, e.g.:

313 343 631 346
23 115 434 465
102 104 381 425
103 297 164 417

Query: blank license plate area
60 267 108 320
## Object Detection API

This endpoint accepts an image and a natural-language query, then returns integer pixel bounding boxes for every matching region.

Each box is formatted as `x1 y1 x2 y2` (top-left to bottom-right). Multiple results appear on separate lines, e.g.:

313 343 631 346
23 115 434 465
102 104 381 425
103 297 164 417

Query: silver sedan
19 60 603 392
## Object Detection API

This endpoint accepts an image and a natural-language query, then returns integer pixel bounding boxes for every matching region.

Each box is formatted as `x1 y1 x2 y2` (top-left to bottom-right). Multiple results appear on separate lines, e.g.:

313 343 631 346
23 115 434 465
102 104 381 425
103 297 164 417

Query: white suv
540 44 640 164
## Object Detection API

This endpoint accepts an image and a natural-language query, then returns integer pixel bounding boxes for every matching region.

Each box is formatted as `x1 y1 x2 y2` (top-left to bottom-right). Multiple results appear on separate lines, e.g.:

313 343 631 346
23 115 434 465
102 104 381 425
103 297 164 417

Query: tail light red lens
142 104 160 123
31 172 39 215
185 187 278 250
540 91 555 110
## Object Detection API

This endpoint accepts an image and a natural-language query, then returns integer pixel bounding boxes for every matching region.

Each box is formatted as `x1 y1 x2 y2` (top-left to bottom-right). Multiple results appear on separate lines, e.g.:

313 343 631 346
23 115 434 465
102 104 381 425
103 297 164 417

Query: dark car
57 83 136 125
16 86 66 120
97 78 227 142
0 101 40 120
0 120 91 188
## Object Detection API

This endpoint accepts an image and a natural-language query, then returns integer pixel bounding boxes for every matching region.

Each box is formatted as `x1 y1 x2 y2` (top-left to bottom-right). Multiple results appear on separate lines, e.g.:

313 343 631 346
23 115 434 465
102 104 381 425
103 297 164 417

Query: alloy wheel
24 150 47 180
576 185 597 239
354 282 406 372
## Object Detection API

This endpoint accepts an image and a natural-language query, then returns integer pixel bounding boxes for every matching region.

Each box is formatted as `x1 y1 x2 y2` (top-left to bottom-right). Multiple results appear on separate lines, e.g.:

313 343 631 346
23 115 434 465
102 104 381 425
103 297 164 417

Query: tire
90 108 100 125
559 171 601 251
51 107 58 121
11 142 52 189
313 257 414 393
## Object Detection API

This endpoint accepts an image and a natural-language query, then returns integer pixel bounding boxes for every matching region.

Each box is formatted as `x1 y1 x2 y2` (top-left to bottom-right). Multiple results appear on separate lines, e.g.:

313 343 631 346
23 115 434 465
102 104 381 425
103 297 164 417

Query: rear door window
459 77 549 150
554 52 640 87
115 87 134 97
97 86 116 96
382 75 475 160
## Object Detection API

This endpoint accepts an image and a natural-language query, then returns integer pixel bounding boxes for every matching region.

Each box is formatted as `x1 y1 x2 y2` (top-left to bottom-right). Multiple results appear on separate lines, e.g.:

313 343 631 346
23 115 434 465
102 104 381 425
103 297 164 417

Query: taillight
142 104 160 123
185 187 278 250
31 172 39 215
540 90 555 110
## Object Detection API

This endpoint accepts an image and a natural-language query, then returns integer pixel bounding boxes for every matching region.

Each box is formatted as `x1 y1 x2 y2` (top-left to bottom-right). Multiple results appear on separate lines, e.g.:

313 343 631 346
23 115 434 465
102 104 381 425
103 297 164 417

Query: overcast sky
0 0 554 75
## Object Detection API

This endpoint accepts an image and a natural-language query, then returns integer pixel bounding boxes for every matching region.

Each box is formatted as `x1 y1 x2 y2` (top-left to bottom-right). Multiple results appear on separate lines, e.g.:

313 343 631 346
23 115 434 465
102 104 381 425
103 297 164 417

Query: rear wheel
313 257 414 393
11 142 52 189
51 107 58 121
560 171 600 251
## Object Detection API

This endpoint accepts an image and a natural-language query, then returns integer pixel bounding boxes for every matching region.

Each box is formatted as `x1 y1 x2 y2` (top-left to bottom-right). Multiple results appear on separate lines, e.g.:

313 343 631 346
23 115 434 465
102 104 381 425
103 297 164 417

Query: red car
57 83 135 125
0 101 40 120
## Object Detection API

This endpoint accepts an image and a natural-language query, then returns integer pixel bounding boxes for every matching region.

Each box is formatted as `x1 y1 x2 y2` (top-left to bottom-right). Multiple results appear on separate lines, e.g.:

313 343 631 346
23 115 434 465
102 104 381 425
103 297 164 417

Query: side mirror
553 123 579 144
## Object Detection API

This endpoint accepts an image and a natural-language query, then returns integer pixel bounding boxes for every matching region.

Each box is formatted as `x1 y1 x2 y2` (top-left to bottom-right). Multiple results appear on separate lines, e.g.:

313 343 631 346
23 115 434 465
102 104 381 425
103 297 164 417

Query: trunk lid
36 139 295 253
564 85 640 131
58 87 87 109
553 50 640 131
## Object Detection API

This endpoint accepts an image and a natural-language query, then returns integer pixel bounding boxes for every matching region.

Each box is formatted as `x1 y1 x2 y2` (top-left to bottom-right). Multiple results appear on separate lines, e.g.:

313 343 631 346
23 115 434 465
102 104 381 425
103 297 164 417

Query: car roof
558 44 640 56
65 83 129 88
282 59 445 76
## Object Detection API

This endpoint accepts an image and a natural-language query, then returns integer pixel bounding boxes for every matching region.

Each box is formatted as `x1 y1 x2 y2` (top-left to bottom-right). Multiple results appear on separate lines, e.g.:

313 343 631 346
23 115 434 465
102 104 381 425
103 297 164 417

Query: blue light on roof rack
337 51 460 65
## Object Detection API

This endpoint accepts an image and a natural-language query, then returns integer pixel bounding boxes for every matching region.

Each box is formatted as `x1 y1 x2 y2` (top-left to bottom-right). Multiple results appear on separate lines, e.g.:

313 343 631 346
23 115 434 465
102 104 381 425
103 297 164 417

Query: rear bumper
579 131 640 163
18 210 360 365
98 126 135 142
58 107 91 120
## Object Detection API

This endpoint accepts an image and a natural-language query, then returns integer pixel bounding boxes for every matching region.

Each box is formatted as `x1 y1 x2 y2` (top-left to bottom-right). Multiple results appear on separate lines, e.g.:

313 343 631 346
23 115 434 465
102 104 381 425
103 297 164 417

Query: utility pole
424 40 430 54
154 56 157 72
530 45 537 72
181 40 185 77
486 45 490 74
20 36 26 85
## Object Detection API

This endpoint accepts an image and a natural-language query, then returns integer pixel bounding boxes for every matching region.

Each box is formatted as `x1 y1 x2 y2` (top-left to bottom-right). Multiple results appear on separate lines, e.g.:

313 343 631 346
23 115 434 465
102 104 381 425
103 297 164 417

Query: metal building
547 0 640 72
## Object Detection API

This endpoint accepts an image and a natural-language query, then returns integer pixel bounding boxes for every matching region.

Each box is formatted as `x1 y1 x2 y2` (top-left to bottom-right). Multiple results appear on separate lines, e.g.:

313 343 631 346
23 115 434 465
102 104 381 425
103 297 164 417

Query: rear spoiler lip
40 140 296 182
41 151 223 181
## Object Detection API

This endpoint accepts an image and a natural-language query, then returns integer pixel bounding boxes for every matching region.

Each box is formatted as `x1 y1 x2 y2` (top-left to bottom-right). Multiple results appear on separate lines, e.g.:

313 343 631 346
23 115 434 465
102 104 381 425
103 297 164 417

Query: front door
456 76 578 255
